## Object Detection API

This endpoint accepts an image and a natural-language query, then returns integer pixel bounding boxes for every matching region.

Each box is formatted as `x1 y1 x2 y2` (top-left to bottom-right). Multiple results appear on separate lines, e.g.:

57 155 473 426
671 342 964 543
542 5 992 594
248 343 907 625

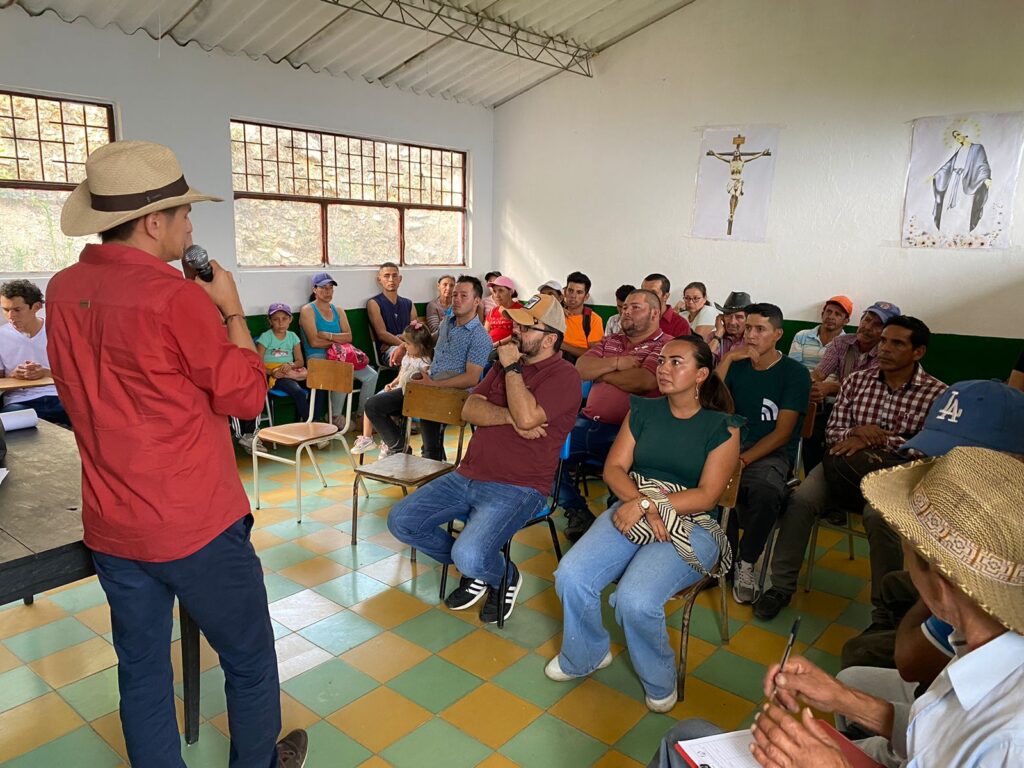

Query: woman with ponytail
546 337 745 712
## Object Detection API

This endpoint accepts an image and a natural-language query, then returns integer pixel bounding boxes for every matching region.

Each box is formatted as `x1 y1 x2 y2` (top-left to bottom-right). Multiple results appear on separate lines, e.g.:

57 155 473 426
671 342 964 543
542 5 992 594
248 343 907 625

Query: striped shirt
826 365 947 448
581 329 668 424
789 326 846 371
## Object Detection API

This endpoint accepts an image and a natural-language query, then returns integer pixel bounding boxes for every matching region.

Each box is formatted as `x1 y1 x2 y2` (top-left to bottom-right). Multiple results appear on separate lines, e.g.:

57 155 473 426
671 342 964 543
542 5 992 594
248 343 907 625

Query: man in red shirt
640 273 692 339
47 141 306 768
388 294 581 624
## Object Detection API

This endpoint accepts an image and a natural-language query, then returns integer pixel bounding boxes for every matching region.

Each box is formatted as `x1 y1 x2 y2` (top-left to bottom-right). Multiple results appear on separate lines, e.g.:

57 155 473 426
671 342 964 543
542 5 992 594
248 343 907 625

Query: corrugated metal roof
12 0 696 107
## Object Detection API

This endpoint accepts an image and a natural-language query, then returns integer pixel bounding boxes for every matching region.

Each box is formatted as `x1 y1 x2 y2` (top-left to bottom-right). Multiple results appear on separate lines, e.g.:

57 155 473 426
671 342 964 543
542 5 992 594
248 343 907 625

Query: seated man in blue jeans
388 293 580 623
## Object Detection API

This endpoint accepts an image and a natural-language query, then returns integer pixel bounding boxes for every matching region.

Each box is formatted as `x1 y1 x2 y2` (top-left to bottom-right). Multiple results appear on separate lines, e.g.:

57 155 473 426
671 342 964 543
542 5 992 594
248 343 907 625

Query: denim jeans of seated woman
554 503 719 700
386 472 546 588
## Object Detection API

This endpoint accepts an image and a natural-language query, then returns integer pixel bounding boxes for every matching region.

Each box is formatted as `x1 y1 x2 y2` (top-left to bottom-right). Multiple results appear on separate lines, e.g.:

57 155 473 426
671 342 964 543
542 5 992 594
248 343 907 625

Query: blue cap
864 301 901 324
312 272 337 288
902 379 1024 457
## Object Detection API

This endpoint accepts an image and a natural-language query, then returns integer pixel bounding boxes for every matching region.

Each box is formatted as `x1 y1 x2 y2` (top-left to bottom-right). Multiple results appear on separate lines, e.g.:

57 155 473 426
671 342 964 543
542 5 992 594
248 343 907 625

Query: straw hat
861 446 1024 633
61 141 222 237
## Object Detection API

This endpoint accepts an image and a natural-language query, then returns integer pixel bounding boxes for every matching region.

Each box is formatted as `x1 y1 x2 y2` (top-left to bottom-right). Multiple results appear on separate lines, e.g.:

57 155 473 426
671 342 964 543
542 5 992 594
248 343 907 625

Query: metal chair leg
676 581 704 699
294 446 304 523
438 520 457 600
546 517 563 561
251 441 261 510
350 479 360 545
497 541 512 629
804 520 821 592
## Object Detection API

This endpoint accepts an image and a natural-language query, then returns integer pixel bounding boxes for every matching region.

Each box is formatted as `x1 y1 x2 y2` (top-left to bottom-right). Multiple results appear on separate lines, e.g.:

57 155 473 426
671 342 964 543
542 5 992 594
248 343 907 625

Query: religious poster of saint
692 126 779 242
901 112 1024 249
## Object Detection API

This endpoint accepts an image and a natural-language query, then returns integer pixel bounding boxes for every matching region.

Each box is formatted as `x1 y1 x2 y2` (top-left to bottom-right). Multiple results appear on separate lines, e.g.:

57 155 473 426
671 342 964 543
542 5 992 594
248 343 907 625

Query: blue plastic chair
437 432 571 628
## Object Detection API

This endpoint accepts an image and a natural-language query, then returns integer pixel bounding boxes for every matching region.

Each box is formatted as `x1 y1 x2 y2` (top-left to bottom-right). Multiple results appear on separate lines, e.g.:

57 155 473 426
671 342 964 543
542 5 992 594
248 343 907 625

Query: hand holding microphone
182 244 245 322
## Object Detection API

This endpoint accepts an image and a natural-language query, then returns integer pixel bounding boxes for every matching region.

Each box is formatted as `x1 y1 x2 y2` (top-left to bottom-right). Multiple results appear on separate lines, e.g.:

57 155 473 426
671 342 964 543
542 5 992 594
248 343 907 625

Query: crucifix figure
706 134 772 235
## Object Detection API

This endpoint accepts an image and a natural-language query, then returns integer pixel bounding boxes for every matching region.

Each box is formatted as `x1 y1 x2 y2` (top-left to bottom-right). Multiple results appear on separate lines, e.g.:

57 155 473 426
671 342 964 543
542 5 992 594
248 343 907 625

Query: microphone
183 244 214 282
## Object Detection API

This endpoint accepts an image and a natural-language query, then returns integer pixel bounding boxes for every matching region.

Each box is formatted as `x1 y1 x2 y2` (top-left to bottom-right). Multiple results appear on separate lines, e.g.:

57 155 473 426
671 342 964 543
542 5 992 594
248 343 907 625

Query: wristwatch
638 498 652 512
503 361 523 375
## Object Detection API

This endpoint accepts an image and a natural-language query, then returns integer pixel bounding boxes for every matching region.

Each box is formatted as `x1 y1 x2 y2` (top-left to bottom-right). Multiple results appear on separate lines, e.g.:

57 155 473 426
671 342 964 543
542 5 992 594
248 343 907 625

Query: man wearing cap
755 316 946 622
367 261 418 366
484 275 522 345
640 273 691 339
388 294 581 624
538 279 564 306
45 141 306 766
562 271 603 361
811 301 900 406
707 290 750 361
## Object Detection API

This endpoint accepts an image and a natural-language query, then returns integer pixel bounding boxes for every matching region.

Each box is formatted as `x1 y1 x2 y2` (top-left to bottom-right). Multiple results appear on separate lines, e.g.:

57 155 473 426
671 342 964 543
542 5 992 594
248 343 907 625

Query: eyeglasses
682 296 704 303
516 322 556 334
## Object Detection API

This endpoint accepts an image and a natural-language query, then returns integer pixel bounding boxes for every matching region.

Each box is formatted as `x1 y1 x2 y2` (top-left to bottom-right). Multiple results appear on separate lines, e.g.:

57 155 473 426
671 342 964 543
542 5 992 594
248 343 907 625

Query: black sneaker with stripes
479 561 522 624
444 576 488 610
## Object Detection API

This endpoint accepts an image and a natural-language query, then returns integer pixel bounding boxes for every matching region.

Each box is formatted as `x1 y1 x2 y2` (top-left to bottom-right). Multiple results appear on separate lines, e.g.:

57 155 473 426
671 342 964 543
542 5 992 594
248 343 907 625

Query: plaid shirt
814 334 878 382
826 364 947 448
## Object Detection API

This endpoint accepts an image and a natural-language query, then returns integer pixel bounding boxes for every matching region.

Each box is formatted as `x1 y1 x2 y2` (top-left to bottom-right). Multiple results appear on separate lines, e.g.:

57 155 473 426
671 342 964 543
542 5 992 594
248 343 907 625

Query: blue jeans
2 395 71 428
554 505 719 700
92 515 279 768
555 416 621 512
387 472 546 588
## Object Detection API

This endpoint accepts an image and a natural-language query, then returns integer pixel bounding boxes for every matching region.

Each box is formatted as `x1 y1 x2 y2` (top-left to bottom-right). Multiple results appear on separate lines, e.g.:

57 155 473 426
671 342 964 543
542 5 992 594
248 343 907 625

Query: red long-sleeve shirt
46 243 267 562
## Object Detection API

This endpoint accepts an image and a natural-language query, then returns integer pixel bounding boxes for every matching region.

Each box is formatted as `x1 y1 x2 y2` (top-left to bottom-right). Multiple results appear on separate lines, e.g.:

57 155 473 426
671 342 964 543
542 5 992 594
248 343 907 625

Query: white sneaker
238 433 255 453
544 651 613 682
645 689 678 713
732 560 758 604
351 436 376 454
379 442 394 458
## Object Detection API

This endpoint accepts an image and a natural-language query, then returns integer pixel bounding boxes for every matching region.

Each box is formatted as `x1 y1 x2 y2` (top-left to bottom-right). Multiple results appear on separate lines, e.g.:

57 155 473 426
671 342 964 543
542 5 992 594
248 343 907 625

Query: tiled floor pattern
0 434 873 767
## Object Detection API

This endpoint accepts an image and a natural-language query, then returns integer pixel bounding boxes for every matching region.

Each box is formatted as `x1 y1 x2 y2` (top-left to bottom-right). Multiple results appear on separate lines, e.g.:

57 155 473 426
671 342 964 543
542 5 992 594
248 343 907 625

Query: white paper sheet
676 730 758 767
0 408 39 432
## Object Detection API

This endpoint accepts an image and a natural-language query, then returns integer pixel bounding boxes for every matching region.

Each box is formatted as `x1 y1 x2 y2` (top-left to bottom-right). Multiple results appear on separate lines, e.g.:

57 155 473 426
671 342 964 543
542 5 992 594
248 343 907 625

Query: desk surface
0 376 55 392
0 421 82 564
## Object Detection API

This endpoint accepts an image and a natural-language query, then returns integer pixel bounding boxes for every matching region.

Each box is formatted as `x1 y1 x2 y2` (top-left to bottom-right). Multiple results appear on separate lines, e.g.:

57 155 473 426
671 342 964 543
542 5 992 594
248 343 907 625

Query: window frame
230 119 467 269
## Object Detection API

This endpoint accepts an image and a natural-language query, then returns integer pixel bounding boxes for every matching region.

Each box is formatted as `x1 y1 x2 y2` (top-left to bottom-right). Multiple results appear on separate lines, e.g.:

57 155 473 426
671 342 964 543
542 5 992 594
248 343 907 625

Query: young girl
351 321 434 456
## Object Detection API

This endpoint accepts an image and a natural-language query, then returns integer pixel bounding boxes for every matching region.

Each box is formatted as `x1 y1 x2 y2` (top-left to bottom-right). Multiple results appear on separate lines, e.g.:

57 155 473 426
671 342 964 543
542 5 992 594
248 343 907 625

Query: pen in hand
769 616 801 700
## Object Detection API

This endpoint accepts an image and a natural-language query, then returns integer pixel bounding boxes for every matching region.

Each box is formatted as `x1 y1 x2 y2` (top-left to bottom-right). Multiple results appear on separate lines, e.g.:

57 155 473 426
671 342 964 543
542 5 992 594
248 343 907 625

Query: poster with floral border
902 112 1024 249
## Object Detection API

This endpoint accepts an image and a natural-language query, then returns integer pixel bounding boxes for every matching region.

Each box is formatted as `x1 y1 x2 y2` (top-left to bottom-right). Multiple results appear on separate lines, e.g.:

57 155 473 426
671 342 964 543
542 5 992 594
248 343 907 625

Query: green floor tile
312 572 390 607
387 657 482 713
834 600 873 630
298 610 383 655
395 568 446 606
173 666 227 719
262 519 328 541
592 651 646 702
491 654 582 709
263 573 306 603
692 649 768 704
336 512 390 537
749 606 830 645
804 647 843 677
58 666 119 720
499 713 606 768
302 720 372 768
270 619 291 640
0 666 50 713
391 608 476 652
47 579 108 614
256 542 318 571
830 535 870 558
484 605 561 649
807 567 867 600
4 617 96 663
324 542 395 569
613 711 677 763
381 718 491 768
281 658 377 717
345 496 396 515
6 726 121 768
181 723 231 768
509 541 541 562
517 572 554 602
269 495 338 514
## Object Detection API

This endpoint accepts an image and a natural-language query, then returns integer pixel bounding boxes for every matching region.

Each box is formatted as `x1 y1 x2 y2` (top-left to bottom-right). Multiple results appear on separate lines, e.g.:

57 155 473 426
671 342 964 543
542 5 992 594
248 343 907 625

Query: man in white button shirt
0 280 70 427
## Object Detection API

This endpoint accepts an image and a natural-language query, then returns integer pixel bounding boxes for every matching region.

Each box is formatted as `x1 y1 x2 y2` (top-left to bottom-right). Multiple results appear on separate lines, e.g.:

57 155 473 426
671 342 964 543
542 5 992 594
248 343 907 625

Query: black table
0 421 201 744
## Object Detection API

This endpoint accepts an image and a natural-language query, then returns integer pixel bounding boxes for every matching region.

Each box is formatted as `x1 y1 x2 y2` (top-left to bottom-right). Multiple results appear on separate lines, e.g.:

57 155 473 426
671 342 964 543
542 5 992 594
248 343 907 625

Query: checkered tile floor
0 433 874 766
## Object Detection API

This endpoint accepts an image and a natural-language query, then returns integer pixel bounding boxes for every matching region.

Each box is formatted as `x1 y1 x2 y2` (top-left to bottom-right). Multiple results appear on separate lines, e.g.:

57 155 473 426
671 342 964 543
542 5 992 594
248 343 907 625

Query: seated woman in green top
545 337 744 713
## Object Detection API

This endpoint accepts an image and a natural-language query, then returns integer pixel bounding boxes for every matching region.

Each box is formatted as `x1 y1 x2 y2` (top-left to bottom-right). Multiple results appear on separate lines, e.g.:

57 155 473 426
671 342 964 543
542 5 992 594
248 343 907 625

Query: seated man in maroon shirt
46 141 306 767
557 289 669 541
640 273 692 339
388 294 581 624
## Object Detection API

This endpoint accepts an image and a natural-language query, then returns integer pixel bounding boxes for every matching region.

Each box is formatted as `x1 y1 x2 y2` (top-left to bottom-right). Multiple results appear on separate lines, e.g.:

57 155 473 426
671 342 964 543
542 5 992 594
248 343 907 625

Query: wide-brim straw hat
61 140 222 237
861 446 1024 634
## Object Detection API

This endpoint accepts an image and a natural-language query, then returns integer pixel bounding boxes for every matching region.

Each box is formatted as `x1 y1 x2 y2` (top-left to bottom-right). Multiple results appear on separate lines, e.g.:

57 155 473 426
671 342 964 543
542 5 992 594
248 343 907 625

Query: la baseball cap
312 272 337 288
503 293 567 334
864 301 901 324
538 280 563 293
901 380 1024 457
487 275 515 291
268 302 292 316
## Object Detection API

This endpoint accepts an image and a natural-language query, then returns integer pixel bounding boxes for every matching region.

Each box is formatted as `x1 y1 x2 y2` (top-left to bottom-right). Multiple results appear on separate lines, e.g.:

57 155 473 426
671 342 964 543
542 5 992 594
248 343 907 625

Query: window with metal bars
0 90 115 274
230 120 466 269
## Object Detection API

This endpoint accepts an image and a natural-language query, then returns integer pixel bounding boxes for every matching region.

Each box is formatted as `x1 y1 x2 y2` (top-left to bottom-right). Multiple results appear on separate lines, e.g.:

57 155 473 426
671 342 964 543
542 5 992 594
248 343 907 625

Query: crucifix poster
692 126 779 241
902 112 1024 249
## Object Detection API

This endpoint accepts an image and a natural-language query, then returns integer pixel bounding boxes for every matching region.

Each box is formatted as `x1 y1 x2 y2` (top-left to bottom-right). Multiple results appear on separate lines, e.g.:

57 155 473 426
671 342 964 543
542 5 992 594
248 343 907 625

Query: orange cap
825 295 853 316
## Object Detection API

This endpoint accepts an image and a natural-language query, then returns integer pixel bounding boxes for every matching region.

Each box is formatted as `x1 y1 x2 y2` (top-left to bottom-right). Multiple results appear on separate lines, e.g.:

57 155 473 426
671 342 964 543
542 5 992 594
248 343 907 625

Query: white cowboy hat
861 446 1024 634
60 140 222 237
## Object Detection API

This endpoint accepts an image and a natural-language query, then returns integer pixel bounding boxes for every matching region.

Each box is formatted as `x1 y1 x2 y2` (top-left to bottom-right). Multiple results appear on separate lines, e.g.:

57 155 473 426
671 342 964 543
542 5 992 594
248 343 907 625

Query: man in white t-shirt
0 280 70 427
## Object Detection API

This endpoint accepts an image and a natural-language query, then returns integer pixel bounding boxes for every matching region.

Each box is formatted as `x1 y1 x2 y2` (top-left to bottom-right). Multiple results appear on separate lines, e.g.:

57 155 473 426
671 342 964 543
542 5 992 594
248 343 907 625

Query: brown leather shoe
277 729 308 767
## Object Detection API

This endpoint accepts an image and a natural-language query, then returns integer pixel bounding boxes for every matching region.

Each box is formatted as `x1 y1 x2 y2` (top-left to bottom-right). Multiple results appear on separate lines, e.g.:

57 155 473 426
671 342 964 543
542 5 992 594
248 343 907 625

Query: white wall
0 7 494 312
492 0 1024 338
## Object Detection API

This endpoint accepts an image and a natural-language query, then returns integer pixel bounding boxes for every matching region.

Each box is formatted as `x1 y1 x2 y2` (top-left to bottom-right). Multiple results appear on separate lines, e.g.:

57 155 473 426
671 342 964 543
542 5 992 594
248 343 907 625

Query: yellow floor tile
350 589 430 629
364 529 413 553
665 677 756 730
91 711 129 760
74 603 113 636
294 527 353 554
0 692 85 762
28 635 118 688
592 751 645 768
512 524 560 551
341 632 431 683
0 599 68 639
856 583 872 604
518 551 559 580
278 557 351 587
0 643 21 674
813 623 861 657
356 553 432 586
548 678 647 744
665 631 717 673
252 506 299 526
438 630 528 679
814 550 872 580
250 529 287 551
813 529 845 548
210 691 319 740
441 682 542 749
789 589 851 622
171 634 221 684
694 587 753 623
534 632 563 661
724 625 808 669
265 469 320 485
315 486 358 503
269 589 343 631
357 757 393 768
476 754 520 768
327 688 431 752
524 586 563 620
